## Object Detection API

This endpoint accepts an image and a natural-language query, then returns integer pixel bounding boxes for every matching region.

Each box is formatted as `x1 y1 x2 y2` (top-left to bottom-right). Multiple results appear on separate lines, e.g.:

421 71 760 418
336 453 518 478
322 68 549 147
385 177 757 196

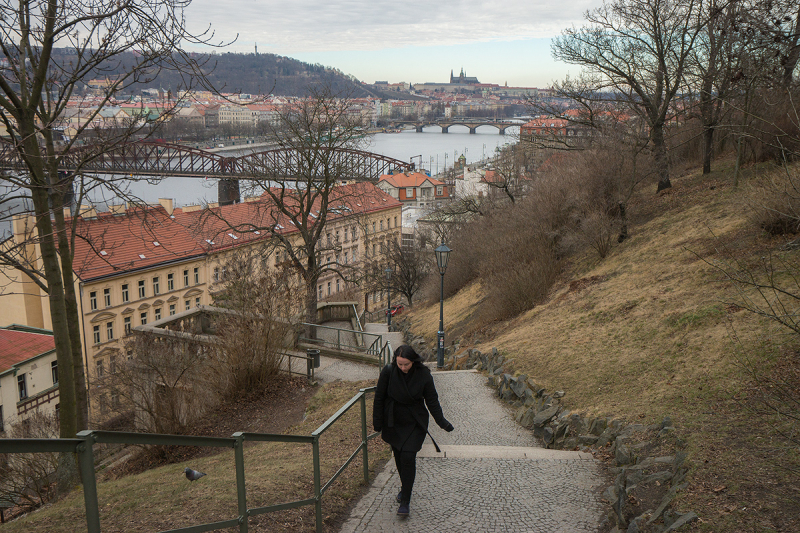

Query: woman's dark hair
393 344 426 368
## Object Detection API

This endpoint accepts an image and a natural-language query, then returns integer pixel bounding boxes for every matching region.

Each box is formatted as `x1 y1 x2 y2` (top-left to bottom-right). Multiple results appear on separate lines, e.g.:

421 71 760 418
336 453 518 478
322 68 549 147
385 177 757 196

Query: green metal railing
299 322 382 356
0 387 380 533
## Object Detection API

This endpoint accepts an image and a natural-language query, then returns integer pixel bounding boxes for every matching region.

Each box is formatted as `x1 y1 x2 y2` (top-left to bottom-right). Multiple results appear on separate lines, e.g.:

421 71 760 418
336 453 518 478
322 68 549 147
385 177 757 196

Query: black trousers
392 446 417 502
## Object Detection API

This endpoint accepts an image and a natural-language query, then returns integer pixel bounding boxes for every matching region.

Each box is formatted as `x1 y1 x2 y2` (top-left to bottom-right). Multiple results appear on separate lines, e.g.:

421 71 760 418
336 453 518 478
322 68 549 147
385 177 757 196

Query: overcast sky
184 0 603 88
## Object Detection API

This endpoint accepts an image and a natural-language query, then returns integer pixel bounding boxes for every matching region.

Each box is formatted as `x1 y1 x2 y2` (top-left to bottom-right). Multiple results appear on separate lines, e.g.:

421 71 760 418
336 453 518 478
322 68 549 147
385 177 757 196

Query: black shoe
396 491 402 503
397 501 409 516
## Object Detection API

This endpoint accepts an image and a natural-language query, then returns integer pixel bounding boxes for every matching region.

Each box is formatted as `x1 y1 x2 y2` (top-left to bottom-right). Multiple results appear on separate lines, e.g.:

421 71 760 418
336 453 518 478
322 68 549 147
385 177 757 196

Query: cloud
186 0 599 54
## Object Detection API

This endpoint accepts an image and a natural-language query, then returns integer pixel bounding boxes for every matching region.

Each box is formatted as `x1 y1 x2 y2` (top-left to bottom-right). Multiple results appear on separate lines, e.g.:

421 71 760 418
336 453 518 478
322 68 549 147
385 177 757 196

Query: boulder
533 406 560 427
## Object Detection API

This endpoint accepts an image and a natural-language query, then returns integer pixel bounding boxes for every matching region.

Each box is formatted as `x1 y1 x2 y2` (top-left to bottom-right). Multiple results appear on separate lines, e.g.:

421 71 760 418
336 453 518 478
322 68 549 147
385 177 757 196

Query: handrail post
313 434 323 533
360 393 369 483
76 430 101 533
233 433 248 533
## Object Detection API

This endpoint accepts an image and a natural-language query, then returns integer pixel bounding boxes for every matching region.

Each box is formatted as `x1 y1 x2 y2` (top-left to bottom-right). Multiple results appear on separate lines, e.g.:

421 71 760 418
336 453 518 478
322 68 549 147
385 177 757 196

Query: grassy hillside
1 381 388 533
406 160 800 531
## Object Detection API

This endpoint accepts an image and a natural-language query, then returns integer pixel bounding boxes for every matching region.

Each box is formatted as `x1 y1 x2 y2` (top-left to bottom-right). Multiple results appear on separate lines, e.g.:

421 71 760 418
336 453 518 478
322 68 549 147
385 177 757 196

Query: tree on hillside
684 0 741 174
365 238 431 307
0 0 223 487
549 0 706 192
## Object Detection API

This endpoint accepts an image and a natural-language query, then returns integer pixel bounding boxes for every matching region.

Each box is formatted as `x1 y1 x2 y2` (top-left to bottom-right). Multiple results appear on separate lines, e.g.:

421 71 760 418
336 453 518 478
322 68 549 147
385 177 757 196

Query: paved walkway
338 370 607 533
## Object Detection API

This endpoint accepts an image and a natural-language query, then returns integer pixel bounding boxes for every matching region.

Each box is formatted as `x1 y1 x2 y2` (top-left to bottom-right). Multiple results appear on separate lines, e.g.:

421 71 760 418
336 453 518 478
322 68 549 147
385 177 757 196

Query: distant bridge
387 118 521 134
0 140 413 180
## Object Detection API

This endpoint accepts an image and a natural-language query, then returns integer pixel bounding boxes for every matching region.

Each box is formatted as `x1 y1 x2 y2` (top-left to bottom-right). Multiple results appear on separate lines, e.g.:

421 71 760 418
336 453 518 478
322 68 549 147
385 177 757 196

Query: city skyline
184 0 604 88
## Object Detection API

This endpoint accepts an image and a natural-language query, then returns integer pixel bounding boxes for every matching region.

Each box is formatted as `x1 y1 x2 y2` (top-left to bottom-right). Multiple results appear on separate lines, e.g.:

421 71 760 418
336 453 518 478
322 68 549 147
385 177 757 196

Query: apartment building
377 172 449 210
0 326 59 434
1 184 400 420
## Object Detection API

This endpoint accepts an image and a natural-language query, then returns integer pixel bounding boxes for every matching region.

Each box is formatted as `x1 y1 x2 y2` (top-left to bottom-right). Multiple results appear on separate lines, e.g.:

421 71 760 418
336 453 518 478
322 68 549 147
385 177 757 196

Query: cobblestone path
338 370 606 533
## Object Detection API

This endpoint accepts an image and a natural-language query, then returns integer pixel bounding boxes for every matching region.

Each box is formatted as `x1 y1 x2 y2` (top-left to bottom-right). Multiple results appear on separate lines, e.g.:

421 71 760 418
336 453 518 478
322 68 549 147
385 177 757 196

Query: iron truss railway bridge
0 140 414 181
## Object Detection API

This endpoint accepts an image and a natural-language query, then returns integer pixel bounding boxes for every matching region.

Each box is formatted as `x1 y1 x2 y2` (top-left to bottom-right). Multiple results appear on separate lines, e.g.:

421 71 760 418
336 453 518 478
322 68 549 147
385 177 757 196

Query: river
0 126 519 237
122 125 520 206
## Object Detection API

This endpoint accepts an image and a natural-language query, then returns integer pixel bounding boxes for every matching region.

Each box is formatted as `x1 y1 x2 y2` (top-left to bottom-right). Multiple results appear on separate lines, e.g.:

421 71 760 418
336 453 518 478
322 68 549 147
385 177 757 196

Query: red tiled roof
70 206 206 281
0 329 55 374
70 184 400 277
378 172 444 188
174 182 401 252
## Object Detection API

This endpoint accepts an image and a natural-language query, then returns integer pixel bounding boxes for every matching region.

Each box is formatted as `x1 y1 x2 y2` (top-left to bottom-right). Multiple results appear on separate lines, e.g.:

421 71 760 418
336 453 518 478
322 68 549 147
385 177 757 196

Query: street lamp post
385 266 393 328
434 242 451 369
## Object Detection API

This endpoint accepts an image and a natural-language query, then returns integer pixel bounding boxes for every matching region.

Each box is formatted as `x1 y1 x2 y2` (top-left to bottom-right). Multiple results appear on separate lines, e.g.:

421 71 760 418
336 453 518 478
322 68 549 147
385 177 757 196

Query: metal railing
0 387 379 533
300 323 382 358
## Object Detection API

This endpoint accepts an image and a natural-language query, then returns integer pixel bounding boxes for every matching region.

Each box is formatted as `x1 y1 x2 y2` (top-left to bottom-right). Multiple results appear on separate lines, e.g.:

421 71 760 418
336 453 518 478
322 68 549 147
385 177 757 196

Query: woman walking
373 345 454 517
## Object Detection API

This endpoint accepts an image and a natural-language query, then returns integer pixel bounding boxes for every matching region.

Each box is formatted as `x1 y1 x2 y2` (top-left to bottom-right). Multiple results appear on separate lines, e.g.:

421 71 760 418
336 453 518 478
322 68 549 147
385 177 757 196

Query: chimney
218 179 240 206
158 198 174 215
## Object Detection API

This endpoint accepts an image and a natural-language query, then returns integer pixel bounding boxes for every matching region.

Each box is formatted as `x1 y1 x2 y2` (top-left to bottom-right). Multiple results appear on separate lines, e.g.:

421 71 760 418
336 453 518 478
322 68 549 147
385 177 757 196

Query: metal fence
0 386 379 533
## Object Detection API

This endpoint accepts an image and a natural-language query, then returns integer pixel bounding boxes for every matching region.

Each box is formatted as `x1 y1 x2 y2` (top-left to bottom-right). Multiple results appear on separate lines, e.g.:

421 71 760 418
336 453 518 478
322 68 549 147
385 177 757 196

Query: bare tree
210 247 297 395
0 412 60 513
219 86 378 328
550 0 706 192
365 238 431 307
0 0 223 457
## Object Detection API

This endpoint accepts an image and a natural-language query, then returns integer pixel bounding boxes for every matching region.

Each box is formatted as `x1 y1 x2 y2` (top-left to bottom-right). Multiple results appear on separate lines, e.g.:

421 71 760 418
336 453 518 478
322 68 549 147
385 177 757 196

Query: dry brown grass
405 162 800 531
2 381 390 533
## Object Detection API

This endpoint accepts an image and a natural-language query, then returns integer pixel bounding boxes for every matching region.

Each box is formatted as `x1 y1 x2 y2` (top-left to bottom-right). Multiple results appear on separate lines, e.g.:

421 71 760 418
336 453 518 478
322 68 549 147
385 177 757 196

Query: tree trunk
23 132 78 441
44 137 89 432
702 125 714 175
652 126 672 192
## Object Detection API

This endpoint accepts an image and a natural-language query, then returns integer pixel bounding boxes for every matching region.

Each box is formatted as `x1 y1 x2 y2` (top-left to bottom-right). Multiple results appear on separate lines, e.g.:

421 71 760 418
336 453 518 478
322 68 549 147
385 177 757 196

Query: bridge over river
387 117 521 134
0 140 414 205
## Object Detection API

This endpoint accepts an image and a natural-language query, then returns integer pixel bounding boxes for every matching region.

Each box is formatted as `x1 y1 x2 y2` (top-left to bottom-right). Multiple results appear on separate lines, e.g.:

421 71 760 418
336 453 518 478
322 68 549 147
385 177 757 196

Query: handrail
299 322 382 357
0 387 381 533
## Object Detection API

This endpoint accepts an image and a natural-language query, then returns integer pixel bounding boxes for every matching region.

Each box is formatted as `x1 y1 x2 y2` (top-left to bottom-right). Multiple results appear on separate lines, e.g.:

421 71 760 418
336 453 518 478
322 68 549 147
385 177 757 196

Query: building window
0 405 4 433
153 276 160 295
213 267 219 282
318 285 322 299
327 282 331 296
17 374 27 400
344 228 348 241
121 284 129 303
373 244 377 256
352 226 357 239
96 359 104 378
51 360 58 384
436 186 443 196
194 267 199 284
372 222 376 233
169 304 176 316
343 251 348 264
90 291 97 311
406 188 413 197
104 288 111 307
394 216 398 227
380 220 384 231
185 300 191 311
93 325 101 344
124 316 131 335
167 273 174 291
195 297 201 307
140 312 147 325
109 355 117 374
336 279 340 292
138 280 146 298
106 321 114 341
183 269 189 287
154 308 161 321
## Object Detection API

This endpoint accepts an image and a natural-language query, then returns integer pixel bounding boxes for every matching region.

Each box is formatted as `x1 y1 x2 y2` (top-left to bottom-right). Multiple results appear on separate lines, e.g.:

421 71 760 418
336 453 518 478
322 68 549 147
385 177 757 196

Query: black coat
373 363 450 452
